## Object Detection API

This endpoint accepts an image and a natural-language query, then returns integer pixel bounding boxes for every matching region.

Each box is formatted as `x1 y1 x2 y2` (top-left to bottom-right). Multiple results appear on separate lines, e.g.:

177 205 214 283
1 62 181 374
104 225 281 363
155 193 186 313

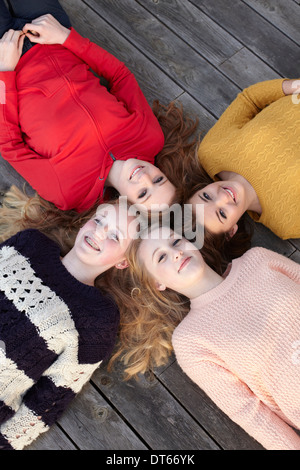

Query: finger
3 29 15 40
22 23 41 35
12 30 23 41
18 32 25 49
25 32 42 43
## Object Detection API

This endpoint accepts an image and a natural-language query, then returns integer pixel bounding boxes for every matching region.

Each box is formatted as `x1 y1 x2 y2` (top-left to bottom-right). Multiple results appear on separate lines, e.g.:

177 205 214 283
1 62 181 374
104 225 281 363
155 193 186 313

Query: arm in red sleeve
0 71 69 210
63 28 158 119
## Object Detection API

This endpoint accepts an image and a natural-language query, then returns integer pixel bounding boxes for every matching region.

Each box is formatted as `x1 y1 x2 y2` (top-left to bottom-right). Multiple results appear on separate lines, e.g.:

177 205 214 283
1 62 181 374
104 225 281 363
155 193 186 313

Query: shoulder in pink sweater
172 247 300 450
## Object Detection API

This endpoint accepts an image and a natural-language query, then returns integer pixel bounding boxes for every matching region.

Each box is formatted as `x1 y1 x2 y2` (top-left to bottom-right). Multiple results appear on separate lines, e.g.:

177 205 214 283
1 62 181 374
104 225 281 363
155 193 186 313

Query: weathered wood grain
137 0 242 66
250 220 298 255
92 362 220 450
156 359 264 450
137 0 280 88
56 382 147 450
79 0 240 117
192 0 300 77
243 0 300 44
26 423 77 450
60 0 182 105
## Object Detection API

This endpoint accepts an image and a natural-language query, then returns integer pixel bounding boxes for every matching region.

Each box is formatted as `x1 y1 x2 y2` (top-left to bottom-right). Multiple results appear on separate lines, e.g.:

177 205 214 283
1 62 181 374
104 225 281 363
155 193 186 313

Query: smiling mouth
223 187 236 202
178 256 191 273
84 236 100 251
129 166 144 180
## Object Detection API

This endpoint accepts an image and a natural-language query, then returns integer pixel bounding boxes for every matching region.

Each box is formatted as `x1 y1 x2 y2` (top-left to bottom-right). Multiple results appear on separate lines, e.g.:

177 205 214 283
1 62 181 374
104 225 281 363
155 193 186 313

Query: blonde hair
107 235 190 380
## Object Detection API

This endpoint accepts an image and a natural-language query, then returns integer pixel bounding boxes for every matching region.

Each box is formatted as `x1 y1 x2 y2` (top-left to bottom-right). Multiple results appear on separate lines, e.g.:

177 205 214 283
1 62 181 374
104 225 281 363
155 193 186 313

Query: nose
173 248 183 261
96 224 108 240
139 171 152 186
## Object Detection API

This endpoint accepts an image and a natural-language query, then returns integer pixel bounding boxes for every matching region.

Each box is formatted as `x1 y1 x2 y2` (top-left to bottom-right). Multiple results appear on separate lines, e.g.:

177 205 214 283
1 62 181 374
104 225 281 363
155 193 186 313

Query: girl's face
138 227 206 295
115 159 176 209
189 180 246 236
74 204 135 271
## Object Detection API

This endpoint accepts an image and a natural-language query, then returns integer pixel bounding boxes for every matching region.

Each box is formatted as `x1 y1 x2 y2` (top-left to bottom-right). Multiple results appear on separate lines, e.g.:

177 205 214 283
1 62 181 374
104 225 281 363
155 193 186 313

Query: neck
218 171 262 214
185 264 224 300
105 160 123 188
61 248 105 286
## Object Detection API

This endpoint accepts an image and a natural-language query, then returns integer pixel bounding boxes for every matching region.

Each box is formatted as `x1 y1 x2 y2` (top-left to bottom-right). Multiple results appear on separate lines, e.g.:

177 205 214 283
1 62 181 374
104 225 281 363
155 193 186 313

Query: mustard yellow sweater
198 79 300 239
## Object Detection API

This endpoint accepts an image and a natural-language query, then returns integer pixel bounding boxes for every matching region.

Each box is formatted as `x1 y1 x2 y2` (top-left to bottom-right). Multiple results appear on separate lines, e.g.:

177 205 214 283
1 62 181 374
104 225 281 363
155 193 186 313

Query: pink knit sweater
172 247 300 450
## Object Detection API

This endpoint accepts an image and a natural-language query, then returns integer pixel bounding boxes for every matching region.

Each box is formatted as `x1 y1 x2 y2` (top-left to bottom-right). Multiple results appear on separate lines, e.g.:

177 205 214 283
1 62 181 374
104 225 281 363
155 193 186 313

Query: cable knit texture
197 79 300 239
0 229 120 450
172 248 300 450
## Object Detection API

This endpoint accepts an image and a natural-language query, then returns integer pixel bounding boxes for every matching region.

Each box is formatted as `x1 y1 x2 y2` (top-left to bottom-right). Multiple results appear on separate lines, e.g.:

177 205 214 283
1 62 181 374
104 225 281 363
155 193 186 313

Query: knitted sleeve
0 352 102 450
202 79 286 135
264 248 300 284
176 359 300 450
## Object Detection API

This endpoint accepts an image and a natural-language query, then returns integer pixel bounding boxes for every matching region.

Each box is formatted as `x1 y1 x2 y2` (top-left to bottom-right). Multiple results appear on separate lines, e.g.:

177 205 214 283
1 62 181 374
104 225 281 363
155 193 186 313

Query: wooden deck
0 0 299 452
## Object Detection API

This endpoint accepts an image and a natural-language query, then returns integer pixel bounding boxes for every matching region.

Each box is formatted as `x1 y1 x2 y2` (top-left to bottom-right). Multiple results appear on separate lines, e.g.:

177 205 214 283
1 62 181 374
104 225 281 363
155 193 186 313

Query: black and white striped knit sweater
0 229 120 450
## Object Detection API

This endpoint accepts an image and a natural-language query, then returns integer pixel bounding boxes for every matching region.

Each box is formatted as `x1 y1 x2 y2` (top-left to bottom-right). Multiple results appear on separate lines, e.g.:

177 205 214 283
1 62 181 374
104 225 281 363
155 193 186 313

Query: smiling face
112 159 176 209
189 180 247 236
74 203 135 272
137 227 206 296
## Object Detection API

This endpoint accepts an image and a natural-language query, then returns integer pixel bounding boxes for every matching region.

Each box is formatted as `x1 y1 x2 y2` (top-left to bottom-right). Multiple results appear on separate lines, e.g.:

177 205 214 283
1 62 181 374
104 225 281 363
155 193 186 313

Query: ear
155 280 166 291
115 259 129 270
226 223 238 239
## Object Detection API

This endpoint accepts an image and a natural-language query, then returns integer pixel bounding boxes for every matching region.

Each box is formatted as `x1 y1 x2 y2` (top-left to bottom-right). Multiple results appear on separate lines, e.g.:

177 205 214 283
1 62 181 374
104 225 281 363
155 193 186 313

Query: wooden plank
26 423 77 450
156 359 264 450
192 0 299 77
250 219 297 256
60 0 183 105
56 382 148 450
289 250 300 263
82 0 239 117
92 361 220 450
243 0 300 44
137 0 280 88
137 0 242 66
289 239 300 251
219 46 280 88
0 157 34 194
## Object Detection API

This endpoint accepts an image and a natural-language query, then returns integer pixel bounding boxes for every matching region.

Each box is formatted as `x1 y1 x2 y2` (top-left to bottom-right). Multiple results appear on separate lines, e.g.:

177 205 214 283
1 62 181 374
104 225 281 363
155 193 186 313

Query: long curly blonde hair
106 236 190 380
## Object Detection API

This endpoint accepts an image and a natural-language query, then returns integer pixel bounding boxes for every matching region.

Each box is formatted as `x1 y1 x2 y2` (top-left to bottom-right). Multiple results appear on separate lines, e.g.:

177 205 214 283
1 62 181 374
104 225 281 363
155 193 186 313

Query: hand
0 30 25 72
282 79 300 95
23 14 71 45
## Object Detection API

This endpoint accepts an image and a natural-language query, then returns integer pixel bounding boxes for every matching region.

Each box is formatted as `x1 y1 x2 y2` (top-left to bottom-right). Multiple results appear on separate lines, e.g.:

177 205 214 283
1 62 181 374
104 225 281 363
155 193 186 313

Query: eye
158 253 166 263
203 192 211 200
154 176 164 184
138 190 147 199
94 217 103 225
109 232 120 242
172 239 180 246
219 209 227 219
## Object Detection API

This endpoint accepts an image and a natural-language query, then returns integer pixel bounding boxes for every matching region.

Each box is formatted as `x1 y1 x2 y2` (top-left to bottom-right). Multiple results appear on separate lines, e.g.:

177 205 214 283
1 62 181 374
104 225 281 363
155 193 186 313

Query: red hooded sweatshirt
0 28 164 211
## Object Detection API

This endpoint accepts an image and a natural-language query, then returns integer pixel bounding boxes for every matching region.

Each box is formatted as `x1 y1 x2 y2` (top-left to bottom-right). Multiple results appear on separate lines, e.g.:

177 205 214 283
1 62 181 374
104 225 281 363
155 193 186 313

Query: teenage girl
0 186 136 450
184 79 300 240
116 225 300 450
0 0 177 212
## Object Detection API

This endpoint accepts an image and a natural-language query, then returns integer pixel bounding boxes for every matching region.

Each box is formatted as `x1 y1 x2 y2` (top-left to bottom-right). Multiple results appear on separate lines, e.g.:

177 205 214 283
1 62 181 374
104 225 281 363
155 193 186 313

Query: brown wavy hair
152 101 253 270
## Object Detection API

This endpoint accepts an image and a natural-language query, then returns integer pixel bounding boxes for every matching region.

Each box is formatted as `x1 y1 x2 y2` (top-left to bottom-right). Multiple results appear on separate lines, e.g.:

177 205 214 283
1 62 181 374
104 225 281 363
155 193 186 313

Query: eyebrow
152 247 159 261
198 194 224 224
142 179 168 203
